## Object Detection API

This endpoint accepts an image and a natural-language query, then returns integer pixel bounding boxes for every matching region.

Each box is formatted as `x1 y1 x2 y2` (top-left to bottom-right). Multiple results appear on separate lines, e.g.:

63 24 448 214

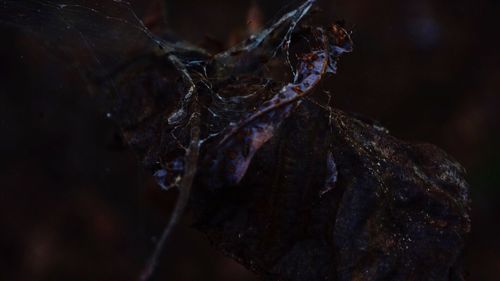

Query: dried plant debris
193 105 470 281
1 0 470 280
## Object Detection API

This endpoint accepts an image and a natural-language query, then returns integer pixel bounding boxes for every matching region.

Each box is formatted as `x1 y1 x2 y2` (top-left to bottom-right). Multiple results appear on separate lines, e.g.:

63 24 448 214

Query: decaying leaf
193 106 470 281
0 1 470 280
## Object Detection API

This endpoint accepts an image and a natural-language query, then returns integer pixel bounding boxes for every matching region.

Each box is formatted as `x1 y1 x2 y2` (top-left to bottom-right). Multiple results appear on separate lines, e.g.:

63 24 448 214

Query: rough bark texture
192 103 471 281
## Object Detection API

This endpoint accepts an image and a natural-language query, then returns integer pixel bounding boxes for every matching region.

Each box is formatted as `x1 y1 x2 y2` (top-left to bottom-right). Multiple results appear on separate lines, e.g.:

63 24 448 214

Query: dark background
0 0 498 280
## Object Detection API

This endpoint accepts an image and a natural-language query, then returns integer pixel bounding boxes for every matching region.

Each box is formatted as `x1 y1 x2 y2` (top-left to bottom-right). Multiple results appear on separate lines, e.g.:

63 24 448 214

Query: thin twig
138 110 201 281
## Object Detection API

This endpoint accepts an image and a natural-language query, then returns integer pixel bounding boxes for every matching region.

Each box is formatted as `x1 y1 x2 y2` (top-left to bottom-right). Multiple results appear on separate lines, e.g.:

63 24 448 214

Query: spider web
0 0 320 167
0 1 165 73
0 1 353 280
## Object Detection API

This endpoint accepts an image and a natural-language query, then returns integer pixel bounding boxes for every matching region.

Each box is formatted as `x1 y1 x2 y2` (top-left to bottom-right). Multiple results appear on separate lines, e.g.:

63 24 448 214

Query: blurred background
0 0 498 280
